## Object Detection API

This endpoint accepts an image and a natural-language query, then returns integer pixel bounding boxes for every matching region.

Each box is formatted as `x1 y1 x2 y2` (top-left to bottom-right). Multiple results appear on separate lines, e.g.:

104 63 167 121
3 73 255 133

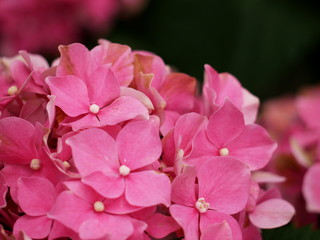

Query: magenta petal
65 113 101 131
171 167 197 207
125 171 171 207
87 65 120 107
48 191 93 233
228 124 277 170
66 128 119 176
169 204 199 240
98 96 149 126
249 199 295 229
13 215 52 239
46 75 90 117
200 221 233 240
146 213 180 239
49 221 79 240
303 163 320 213
83 171 124 199
17 177 56 216
200 211 242 240
0 117 37 164
207 100 245 147
198 157 251 214
117 120 161 170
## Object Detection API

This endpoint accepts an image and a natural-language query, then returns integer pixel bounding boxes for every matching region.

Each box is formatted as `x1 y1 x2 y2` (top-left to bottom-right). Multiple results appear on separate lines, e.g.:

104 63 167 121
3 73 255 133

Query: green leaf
262 224 320 240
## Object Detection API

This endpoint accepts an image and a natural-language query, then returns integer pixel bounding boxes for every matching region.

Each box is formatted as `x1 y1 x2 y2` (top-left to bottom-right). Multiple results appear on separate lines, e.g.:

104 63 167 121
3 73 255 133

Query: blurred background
1 0 319 101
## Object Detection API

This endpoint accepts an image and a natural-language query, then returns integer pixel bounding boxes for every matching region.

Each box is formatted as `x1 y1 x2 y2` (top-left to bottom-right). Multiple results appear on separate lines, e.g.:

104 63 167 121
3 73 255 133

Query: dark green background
90 0 320 101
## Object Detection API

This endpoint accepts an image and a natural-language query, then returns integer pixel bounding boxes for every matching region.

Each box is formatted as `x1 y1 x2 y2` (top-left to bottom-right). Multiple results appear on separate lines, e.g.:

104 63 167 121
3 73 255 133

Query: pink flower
303 163 320 213
170 158 250 240
187 100 277 170
66 120 171 208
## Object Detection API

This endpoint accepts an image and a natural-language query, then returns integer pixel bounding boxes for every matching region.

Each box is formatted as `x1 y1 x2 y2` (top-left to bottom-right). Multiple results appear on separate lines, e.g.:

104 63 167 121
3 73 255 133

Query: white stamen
89 104 100 114
119 165 130 176
195 197 210 213
30 159 41 170
93 201 105 212
219 147 229 156
176 149 185 159
7 85 18 95
62 161 70 169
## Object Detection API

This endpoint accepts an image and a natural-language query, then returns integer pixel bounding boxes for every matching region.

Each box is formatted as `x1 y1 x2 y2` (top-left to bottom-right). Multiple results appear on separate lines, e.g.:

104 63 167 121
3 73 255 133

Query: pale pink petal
46 75 90 117
241 88 259 124
200 211 242 240
56 43 92 80
200 221 233 240
252 171 286 184
17 177 56 216
120 86 154 111
303 163 320 213
83 171 124 199
0 117 37 164
98 96 149 126
249 199 295 228
117 120 161 170
171 167 197 207
228 124 277 170
87 65 120 107
125 171 171 207
146 213 180 239
198 157 251 214
13 215 52 239
169 204 199 240
207 100 245 147
48 191 94 233
66 128 119 176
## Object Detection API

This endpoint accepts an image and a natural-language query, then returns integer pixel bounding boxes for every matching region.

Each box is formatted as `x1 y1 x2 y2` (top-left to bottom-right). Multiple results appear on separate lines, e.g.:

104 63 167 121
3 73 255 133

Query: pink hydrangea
0 39 294 239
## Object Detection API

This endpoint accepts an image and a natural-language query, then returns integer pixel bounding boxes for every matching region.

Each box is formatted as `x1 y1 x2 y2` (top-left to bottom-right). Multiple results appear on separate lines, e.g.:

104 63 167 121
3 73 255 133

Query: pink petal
200 211 242 240
0 172 7 208
198 157 251 214
17 177 56 216
186 130 218 167
228 124 277 170
146 213 180 238
19 98 47 126
125 171 171 207
169 204 199 240
252 171 286 184
242 224 262 240
46 75 90 117
13 215 52 239
171 166 197 207
98 96 149 126
104 194 143 214
56 43 92 80
160 110 180 136
80 214 133 240
66 128 119 176
117 120 161 170
120 86 154 111
49 221 79 240
83 171 124 199
159 73 196 113
0 117 37 165
207 100 245 147
200 221 233 240
63 112 101 131
127 218 148 240
297 95 320 129
303 163 320 213
48 191 94 233
249 199 295 228
63 180 102 204
87 65 120 107
241 88 259 124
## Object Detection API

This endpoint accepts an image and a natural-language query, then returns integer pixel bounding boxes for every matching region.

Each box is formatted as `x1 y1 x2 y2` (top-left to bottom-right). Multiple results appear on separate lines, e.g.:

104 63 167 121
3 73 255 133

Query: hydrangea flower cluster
260 87 320 228
0 40 295 239
0 0 146 56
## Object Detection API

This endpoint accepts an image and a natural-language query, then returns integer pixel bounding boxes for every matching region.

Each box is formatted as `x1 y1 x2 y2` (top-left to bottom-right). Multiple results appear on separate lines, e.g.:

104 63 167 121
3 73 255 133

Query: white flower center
93 201 105 212
219 147 229 156
176 149 185 159
30 159 41 170
7 85 18 95
195 197 210 213
62 161 70 169
89 104 100 114
119 165 130 176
